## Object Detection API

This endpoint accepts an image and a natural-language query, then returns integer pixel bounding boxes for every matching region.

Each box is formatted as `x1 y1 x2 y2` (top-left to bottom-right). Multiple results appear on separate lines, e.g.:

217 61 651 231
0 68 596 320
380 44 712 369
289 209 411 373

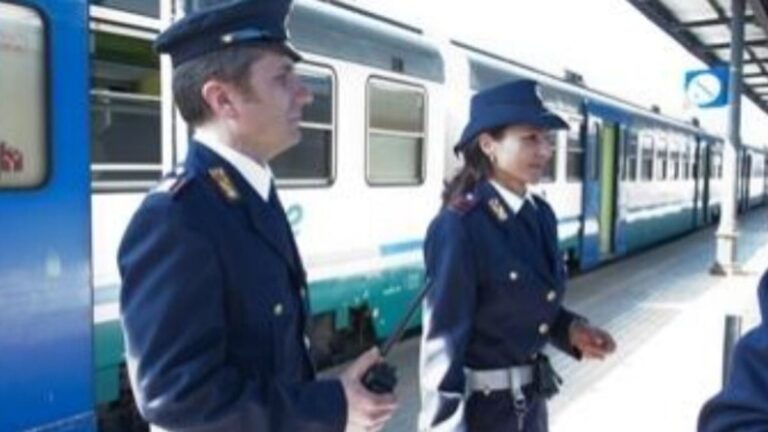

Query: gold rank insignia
208 167 240 202
487 198 508 222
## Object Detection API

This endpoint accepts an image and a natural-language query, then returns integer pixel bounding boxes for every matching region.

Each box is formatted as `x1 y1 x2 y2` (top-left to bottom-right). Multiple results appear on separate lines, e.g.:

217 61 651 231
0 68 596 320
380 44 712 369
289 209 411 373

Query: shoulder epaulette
150 167 192 198
448 192 479 215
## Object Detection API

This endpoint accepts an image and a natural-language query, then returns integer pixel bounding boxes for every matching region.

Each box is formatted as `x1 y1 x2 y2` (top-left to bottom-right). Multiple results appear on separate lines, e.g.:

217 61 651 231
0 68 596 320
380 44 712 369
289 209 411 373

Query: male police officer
118 1 396 431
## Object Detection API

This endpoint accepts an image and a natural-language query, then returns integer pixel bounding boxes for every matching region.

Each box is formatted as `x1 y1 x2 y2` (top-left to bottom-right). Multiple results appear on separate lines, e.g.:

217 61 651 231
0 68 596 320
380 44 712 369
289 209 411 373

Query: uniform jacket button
539 323 550 335
546 290 557 302
273 303 284 316
509 271 518 281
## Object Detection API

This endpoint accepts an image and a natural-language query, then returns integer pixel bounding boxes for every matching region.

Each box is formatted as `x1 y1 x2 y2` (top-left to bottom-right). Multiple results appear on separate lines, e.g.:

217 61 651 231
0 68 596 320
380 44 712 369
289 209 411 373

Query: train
1 0 767 430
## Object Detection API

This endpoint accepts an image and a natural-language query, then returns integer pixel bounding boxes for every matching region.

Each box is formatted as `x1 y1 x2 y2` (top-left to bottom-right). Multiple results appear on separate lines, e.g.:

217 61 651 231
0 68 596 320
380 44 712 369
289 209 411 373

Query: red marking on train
0 141 24 172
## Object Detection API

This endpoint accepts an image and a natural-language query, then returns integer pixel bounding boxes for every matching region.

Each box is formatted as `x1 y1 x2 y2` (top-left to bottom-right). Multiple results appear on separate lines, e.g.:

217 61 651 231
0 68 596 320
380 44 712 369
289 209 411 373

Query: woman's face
479 125 555 190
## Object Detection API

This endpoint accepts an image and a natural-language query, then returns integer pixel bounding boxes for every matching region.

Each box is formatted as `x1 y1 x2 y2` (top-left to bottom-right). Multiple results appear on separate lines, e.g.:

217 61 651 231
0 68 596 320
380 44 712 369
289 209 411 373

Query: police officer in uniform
419 79 617 432
698 269 768 432
118 1 396 431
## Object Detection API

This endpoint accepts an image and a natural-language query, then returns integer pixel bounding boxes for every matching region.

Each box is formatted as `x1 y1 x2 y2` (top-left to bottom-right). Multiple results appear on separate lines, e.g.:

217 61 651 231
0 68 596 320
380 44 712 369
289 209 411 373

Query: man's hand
339 348 398 432
569 321 617 360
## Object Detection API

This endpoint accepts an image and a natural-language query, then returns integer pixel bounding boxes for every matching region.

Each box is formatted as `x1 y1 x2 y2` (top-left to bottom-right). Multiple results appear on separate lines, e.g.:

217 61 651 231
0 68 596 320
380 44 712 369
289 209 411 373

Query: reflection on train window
92 0 159 18
0 4 46 189
540 130 559 183
655 136 668 181
640 134 654 181
366 78 426 185
91 92 162 188
566 118 583 182
272 67 335 185
624 128 638 181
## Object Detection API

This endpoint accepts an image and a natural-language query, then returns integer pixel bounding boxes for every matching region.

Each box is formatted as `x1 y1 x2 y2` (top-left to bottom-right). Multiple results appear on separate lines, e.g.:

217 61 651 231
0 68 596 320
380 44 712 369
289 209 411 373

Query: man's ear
201 80 237 119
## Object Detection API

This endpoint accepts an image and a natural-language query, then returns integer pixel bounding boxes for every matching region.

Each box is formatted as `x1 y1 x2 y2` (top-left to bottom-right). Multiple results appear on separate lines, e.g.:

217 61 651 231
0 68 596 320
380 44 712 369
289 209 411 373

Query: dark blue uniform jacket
699 270 768 432
119 141 346 431
420 180 582 431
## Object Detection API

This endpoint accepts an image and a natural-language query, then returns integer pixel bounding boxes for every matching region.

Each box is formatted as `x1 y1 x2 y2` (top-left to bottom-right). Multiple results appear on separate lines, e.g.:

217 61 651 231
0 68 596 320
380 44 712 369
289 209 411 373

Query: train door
0 1 94 431
740 152 751 211
579 103 625 269
701 139 712 223
763 157 768 203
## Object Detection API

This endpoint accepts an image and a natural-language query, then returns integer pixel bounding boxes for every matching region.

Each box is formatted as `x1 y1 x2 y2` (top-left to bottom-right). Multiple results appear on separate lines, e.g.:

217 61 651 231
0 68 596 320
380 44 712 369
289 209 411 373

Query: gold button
509 271 518 281
546 291 557 302
273 303 284 316
539 323 550 335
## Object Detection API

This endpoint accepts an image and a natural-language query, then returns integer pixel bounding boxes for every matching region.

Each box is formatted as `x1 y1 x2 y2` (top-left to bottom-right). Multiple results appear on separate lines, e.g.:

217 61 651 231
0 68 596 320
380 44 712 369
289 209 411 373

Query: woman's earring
489 153 498 164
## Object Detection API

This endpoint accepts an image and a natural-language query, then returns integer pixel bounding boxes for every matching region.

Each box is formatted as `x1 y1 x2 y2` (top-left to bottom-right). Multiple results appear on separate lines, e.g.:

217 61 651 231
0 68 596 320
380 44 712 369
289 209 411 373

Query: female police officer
419 79 617 432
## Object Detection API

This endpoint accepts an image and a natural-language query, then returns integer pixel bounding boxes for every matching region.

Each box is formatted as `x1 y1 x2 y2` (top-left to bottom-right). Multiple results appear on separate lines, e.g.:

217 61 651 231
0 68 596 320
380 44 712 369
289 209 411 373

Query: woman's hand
569 320 617 360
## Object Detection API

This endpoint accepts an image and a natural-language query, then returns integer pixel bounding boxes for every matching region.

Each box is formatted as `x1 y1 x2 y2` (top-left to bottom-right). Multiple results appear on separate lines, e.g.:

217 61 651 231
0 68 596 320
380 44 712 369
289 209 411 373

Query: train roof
454 40 717 138
290 0 445 83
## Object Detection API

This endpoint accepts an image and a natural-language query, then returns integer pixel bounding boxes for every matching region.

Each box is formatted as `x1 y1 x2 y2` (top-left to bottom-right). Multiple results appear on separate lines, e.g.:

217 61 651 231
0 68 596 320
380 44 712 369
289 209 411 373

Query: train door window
640 133 654 181
566 117 584 182
366 78 426 185
0 4 46 189
272 66 335 185
655 135 668 181
624 128 639 181
540 130 559 183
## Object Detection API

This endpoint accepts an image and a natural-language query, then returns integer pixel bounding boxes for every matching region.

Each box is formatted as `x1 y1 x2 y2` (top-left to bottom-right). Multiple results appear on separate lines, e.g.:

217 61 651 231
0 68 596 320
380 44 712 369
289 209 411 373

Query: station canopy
629 0 768 114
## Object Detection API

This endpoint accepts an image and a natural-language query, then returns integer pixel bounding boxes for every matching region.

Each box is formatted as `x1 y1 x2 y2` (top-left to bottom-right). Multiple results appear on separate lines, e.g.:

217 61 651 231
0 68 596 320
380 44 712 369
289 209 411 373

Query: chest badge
208 167 240 202
487 198 508 222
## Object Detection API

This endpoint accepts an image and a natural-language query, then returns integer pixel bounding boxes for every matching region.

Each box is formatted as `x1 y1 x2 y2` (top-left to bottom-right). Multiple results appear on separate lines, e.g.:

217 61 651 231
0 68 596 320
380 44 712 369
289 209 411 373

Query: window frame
364 75 428 187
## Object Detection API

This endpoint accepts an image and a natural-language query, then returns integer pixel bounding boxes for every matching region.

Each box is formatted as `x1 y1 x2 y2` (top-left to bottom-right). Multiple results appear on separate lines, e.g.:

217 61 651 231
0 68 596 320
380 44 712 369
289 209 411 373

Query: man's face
229 50 313 161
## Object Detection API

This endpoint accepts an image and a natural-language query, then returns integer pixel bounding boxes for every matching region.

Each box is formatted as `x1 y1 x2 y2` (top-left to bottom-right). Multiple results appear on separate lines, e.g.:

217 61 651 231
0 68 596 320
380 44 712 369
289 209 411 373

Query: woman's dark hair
441 126 507 208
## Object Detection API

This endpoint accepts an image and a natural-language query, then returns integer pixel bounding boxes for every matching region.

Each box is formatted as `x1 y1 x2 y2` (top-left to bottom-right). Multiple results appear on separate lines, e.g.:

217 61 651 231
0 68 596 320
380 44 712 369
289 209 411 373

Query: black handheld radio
360 279 433 394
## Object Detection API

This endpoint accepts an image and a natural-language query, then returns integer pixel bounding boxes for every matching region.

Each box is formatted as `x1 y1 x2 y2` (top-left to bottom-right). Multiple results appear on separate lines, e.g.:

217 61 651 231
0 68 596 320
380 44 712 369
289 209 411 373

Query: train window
670 148 680 180
655 136 668 181
92 0 160 18
366 78 426 185
91 31 161 190
640 134 654 181
272 67 335 185
710 149 723 179
0 4 46 189
624 128 639 181
540 130 559 183
91 91 162 187
566 118 583 182
682 147 691 180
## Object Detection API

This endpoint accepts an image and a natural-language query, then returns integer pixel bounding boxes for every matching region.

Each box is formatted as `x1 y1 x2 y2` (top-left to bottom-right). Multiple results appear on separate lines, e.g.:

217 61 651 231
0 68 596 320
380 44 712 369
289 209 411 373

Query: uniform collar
489 180 535 214
194 127 273 202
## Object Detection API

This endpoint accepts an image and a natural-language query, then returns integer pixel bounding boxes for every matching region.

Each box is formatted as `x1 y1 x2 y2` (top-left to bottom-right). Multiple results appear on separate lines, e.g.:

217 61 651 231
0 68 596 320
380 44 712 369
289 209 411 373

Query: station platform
326 206 768 432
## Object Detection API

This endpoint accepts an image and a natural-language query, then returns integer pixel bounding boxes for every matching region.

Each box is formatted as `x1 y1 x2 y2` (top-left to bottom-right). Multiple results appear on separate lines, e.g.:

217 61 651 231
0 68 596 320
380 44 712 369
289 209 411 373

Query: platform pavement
323 207 768 432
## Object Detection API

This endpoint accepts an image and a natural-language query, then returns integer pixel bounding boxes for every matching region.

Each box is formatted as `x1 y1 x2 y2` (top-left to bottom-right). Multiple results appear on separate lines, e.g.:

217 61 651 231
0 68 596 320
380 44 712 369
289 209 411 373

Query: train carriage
1 0 767 429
